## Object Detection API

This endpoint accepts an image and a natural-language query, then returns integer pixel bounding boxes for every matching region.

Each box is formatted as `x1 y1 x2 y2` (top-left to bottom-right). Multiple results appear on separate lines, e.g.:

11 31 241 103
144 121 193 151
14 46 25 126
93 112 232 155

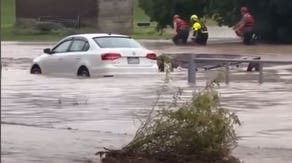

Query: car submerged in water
30 33 158 77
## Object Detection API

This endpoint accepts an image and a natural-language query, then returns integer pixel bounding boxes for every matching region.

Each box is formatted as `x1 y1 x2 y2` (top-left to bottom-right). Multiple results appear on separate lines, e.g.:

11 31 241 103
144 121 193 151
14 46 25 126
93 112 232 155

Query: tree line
138 0 292 43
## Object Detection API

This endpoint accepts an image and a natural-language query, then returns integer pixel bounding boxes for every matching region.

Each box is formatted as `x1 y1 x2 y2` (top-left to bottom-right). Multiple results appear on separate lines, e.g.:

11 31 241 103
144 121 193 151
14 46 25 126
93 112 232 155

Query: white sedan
30 33 158 77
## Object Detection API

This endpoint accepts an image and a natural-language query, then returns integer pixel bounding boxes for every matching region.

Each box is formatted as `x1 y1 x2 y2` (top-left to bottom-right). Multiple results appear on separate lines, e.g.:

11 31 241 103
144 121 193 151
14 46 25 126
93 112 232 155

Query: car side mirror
44 48 52 54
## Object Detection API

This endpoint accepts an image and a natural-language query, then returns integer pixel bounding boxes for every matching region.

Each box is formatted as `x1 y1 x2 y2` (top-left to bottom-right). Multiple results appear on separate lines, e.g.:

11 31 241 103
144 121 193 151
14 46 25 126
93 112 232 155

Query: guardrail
187 55 292 84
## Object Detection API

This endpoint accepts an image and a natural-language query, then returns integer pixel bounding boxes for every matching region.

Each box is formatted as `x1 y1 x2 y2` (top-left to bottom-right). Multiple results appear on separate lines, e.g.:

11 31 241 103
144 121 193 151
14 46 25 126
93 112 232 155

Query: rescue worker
190 14 208 45
172 14 190 45
233 6 255 45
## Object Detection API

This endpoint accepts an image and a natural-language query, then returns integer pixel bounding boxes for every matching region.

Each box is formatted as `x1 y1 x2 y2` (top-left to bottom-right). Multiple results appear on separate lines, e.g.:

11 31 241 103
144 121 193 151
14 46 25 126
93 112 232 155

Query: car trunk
101 48 156 67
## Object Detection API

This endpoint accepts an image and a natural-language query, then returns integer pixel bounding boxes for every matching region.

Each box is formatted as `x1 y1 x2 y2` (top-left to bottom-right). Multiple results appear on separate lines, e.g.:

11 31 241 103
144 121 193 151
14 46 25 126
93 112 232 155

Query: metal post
188 54 196 84
225 62 230 84
259 62 263 84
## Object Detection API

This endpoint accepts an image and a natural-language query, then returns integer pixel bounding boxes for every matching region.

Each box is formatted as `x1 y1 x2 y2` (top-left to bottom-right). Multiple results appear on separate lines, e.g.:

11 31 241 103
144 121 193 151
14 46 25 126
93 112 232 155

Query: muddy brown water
1 38 292 163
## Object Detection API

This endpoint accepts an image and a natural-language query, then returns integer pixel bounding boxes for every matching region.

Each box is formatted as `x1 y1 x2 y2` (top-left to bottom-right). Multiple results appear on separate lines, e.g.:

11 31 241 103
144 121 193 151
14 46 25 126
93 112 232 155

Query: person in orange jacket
172 14 190 45
233 6 255 45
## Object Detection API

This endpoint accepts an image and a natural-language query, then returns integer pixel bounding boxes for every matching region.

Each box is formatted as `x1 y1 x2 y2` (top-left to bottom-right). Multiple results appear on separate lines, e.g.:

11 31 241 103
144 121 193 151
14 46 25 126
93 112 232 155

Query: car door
41 39 73 75
60 37 90 75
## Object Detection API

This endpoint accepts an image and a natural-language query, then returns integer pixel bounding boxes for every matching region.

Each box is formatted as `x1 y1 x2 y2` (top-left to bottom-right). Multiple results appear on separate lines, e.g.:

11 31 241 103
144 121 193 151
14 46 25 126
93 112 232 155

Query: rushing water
1 32 292 163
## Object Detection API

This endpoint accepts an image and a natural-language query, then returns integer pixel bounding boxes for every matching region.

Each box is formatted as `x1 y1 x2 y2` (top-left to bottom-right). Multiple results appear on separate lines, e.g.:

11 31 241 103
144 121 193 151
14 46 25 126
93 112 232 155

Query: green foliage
138 0 172 30
100 81 241 163
138 0 210 30
207 0 240 27
137 0 240 29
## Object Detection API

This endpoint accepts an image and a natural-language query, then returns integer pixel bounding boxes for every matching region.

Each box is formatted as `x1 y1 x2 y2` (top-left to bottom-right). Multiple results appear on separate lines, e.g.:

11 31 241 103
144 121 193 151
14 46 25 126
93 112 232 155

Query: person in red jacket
172 14 190 45
233 6 255 45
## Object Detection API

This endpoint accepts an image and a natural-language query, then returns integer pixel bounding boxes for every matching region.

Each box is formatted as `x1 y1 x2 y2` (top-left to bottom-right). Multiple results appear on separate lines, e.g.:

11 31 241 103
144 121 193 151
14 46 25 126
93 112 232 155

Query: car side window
69 39 89 52
83 42 90 51
53 40 72 53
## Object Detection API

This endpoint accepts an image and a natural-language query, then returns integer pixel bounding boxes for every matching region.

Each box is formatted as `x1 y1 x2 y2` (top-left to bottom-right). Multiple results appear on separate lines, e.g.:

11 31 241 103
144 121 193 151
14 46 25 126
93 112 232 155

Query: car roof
67 33 130 39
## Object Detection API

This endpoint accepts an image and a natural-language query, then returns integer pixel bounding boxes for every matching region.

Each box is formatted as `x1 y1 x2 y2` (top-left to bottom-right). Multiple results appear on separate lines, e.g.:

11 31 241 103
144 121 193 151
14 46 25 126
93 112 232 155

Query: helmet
190 14 198 22
173 14 180 19
240 6 248 13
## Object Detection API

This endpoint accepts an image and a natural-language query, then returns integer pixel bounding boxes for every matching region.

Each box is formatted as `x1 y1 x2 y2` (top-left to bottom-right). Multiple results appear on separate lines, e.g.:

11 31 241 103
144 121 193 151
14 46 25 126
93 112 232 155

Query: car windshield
93 37 143 48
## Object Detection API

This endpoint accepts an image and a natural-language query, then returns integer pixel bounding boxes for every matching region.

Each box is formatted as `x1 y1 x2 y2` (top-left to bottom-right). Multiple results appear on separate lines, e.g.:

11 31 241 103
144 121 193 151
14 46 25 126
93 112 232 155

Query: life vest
245 13 254 27
193 21 208 33
175 18 188 32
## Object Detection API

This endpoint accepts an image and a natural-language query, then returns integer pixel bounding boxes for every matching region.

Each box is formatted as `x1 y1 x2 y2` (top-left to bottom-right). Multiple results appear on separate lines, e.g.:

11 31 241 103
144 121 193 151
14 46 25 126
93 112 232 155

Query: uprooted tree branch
97 78 241 163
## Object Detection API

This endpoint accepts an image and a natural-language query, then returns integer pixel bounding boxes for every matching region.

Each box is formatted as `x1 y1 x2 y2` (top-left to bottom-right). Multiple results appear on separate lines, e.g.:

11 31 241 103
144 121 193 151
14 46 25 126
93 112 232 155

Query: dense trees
138 0 292 43
138 0 209 29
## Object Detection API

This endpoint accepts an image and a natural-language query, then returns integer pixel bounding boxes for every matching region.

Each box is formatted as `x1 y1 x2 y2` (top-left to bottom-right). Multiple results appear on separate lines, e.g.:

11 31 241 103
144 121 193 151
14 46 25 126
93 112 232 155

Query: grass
131 22 173 39
1 26 69 41
133 0 149 22
1 0 15 28
1 0 19 40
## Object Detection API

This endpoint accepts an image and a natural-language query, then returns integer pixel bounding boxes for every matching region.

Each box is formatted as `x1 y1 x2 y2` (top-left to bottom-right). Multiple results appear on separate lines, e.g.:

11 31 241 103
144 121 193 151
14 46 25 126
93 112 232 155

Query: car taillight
101 53 122 60
146 53 157 60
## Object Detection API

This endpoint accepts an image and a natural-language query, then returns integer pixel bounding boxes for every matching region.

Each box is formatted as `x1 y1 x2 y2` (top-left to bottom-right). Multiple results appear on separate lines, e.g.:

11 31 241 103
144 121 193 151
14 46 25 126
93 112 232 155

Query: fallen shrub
157 54 177 72
98 81 241 163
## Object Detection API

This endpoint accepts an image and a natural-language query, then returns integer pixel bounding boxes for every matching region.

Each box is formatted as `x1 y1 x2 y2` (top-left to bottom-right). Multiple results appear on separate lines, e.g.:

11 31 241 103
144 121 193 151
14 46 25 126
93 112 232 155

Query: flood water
1 30 292 163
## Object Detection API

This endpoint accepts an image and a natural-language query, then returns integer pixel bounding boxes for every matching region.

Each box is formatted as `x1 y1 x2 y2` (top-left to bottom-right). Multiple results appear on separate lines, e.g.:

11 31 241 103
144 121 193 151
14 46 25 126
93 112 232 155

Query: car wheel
31 65 42 74
77 67 90 77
